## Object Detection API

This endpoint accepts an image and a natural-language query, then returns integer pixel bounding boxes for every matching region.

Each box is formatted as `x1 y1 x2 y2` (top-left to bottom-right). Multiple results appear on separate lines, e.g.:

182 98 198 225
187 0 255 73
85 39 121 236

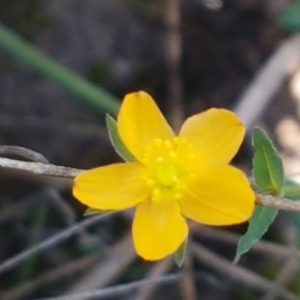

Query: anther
147 178 155 185
189 174 196 180
157 156 164 162
171 175 178 182
189 153 196 158
152 188 162 201
154 139 163 146
164 140 172 149
170 151 177 159
174 192 183 199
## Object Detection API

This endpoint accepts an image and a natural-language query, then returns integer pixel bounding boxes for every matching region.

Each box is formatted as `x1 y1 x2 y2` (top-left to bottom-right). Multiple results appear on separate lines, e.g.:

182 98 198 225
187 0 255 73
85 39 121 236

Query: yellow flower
73 91 255 260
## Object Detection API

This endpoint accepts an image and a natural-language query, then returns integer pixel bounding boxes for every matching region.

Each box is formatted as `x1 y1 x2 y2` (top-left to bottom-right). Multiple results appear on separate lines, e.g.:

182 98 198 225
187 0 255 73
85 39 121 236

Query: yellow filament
141 137 197 202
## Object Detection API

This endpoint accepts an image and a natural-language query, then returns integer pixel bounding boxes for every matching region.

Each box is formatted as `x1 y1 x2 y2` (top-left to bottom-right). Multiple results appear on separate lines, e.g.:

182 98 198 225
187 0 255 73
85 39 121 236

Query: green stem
0 23 119 115
283 183 300 200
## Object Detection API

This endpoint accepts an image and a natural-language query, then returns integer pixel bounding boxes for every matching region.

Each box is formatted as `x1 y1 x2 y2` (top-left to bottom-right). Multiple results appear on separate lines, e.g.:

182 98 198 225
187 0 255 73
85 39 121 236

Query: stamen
154 138 163 146
164 140 172 149
171 175 178 182
189 153 196 158
170 151 177 159
157 156 164 162
146 179 155 187
189 173 196 180
141 136 198 204
152 188 162 201
174 192 183 199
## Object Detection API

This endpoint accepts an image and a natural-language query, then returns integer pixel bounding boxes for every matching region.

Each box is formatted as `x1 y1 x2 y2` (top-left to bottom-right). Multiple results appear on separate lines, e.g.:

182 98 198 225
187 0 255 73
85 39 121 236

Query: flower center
141 137 196 202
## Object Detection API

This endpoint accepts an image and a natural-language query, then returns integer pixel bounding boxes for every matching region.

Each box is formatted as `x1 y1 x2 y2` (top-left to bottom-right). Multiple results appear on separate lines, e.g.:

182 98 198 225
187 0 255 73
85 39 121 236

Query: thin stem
0 146 49 163
2 254 101 300
256 194 300 211
34 274 180 300
165 0 184 132
0 213 114 275
0 157 300 212
135 258 173 300
234 33 300 129
1 156 300 212
0 157 82 177
192 243 297 299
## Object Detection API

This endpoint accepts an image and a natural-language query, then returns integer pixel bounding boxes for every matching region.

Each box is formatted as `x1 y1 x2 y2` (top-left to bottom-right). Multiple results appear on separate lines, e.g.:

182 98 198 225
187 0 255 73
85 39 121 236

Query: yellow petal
179 108 245 166
73 162 150 210
118 91 175 162
179 165 255 225
132 199 188 260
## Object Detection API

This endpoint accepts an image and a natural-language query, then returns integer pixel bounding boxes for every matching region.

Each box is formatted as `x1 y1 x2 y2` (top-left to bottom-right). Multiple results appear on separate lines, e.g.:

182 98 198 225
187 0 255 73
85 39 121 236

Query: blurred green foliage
280 0 300 31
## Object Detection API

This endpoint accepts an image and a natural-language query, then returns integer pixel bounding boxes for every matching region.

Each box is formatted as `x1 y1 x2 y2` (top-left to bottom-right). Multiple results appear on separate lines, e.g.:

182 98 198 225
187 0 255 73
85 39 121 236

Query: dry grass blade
165 0 184 131
196 225 300 259
234 33 300 129
66 233 135 293
0 213 115 275
0 157 82 178
192 243 297 299
179 252 197 300
136 257 173 300
34 273 181 300
1 253 101 300
261 225 299 300
0 145 49 163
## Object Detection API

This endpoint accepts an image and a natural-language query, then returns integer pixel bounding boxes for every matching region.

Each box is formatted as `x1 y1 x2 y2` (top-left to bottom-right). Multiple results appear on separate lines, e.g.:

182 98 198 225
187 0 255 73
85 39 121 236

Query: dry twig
196 226 300 259
0 213 114 276
234 33 300 129
0 157 299 212
256 194 300 211
136 257 173 300
261 224 299 300
165 0 184 132
1 253 101 300
34 274 180 300
192 243 297 299
66 233 135 293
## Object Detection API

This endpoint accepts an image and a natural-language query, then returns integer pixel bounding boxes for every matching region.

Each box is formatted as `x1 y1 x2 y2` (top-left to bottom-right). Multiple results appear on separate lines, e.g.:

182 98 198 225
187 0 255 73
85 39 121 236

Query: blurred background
0 0 300 299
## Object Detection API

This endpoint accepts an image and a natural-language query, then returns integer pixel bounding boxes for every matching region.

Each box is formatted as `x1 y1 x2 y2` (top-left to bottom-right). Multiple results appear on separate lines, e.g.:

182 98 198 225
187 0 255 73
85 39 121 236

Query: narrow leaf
235 128 283 262
283 179 300 234
290 212 300 234
0 24 119 115
234 206 278 263
252 128 284 196
106 114 136 162
174 238 188 267
280 1 300 31
84 207 114 216
283 179 300 200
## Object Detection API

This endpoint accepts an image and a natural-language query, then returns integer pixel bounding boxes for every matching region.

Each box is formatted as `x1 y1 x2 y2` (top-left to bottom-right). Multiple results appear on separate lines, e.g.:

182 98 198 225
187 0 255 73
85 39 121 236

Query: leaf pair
234 128 284 263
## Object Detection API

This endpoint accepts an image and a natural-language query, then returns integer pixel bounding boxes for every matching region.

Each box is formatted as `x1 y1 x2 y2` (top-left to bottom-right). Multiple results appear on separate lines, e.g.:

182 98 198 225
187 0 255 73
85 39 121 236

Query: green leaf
234 128 283 262
174 238 188 267
106 114 136 162
283 179 300 234
280 1 300 31
0 24 119 115
84 207 114 216
283 179 300 200
234 206 278 263
290 212 300 234
252 127 284 196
